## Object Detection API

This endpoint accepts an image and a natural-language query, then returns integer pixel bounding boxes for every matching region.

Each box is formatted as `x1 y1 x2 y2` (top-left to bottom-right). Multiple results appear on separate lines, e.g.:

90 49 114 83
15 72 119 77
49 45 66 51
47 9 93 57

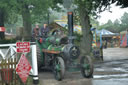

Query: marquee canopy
96 29 119 37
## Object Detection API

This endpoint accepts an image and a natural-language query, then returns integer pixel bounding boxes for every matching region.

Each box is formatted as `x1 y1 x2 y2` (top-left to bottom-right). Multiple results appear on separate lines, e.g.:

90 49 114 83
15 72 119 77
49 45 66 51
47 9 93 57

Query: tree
0 0 18 39
99 12 128 33
0 0 17 26
107 20 113 25
14 0 63 40
120 12 128 31
90 17 100 29
0 8 5 26
99 20 113 30
14 0 51 40
17 0 128 40
73 0 128 55
73 0 112 55
113 19 121 32
99 19 121 33
1 0 63 40
114 0 128 8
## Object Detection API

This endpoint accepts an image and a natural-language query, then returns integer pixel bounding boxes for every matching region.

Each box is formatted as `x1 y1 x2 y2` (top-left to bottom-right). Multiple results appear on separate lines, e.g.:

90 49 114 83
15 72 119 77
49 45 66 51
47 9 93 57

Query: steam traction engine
36 12 93 80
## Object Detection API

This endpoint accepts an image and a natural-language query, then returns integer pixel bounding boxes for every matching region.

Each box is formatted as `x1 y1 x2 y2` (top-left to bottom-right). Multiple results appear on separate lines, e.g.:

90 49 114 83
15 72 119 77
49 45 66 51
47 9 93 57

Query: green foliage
0 0 18 24
90 17 100 28
99 12 128 32
74 32 83 46
74 0 113 16
0 0 63 26
74 9 80 25
115 0 128 8
99 19 120 33
0 39 17 44
120 12 128 30
74 0 128 18
51 0 63 10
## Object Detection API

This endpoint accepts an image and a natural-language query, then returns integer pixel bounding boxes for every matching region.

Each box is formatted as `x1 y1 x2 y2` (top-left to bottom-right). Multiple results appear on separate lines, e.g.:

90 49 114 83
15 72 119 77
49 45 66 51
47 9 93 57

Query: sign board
0 27 5 32
16 54 32 84
16 42 30 53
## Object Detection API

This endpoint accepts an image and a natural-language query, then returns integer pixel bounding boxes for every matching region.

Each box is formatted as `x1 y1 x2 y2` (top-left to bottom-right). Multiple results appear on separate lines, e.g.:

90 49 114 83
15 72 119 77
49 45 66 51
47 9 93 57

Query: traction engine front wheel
80 55 93 78
53 57 65 81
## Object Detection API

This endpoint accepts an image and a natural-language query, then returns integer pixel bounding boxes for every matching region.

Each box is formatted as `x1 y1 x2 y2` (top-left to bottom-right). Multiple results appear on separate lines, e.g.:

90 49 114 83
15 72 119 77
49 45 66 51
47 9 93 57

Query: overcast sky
97 4 128 25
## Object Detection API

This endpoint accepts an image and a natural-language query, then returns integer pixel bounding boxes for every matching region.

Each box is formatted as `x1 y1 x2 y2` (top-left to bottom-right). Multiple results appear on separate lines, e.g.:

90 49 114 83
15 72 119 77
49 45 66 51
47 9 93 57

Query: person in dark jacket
31 24 40 41
41 23 50 38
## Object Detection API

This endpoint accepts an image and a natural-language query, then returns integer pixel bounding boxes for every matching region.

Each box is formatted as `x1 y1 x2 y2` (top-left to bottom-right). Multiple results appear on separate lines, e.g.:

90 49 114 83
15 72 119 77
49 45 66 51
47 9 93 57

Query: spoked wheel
53 57 65 81
80 55 93 78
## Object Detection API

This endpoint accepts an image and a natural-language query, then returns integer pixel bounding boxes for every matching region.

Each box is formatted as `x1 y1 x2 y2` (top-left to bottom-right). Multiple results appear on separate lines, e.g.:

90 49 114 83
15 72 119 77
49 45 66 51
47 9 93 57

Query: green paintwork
67 67 80 72
36 41 44 63
39 36 64 51
35 28 92 73
55 64 60 71
83 64 90 69
56 38 61 45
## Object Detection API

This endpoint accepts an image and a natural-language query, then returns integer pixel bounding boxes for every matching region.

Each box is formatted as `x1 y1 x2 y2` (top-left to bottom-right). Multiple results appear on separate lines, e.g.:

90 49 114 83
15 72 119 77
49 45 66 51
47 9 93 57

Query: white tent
96 29 118 37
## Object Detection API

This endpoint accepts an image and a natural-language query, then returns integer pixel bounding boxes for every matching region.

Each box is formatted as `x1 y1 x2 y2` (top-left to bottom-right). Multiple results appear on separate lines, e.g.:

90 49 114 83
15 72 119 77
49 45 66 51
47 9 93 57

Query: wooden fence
0 58 17 85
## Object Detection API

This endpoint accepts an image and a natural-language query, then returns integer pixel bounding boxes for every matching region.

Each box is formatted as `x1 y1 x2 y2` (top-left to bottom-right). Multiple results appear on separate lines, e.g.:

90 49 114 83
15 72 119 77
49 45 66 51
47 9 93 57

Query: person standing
31 24 40 41
104 39 107 48
41 23 49 38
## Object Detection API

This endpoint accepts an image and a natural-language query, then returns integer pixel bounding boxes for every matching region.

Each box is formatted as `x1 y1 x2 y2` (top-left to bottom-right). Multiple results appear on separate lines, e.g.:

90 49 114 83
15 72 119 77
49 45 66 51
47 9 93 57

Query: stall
120 30 128 47
96 29 120 48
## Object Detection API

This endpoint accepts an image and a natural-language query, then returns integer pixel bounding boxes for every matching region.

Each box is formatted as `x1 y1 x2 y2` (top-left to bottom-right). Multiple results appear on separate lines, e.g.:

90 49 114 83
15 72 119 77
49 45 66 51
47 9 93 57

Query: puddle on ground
95 67 128 72
94 74 128 79
92 79 128 85
113 67 128 72
94 68 105 71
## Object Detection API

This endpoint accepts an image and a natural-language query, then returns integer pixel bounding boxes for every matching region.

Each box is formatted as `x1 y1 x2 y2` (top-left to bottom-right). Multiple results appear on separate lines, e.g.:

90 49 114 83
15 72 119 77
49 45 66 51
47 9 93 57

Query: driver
41 23 50 38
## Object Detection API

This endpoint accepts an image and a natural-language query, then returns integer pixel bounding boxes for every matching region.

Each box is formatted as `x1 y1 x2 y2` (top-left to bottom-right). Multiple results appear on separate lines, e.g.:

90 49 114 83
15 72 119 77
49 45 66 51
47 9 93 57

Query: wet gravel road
103 48 128 61
39 59 128 85
38 48 128 85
